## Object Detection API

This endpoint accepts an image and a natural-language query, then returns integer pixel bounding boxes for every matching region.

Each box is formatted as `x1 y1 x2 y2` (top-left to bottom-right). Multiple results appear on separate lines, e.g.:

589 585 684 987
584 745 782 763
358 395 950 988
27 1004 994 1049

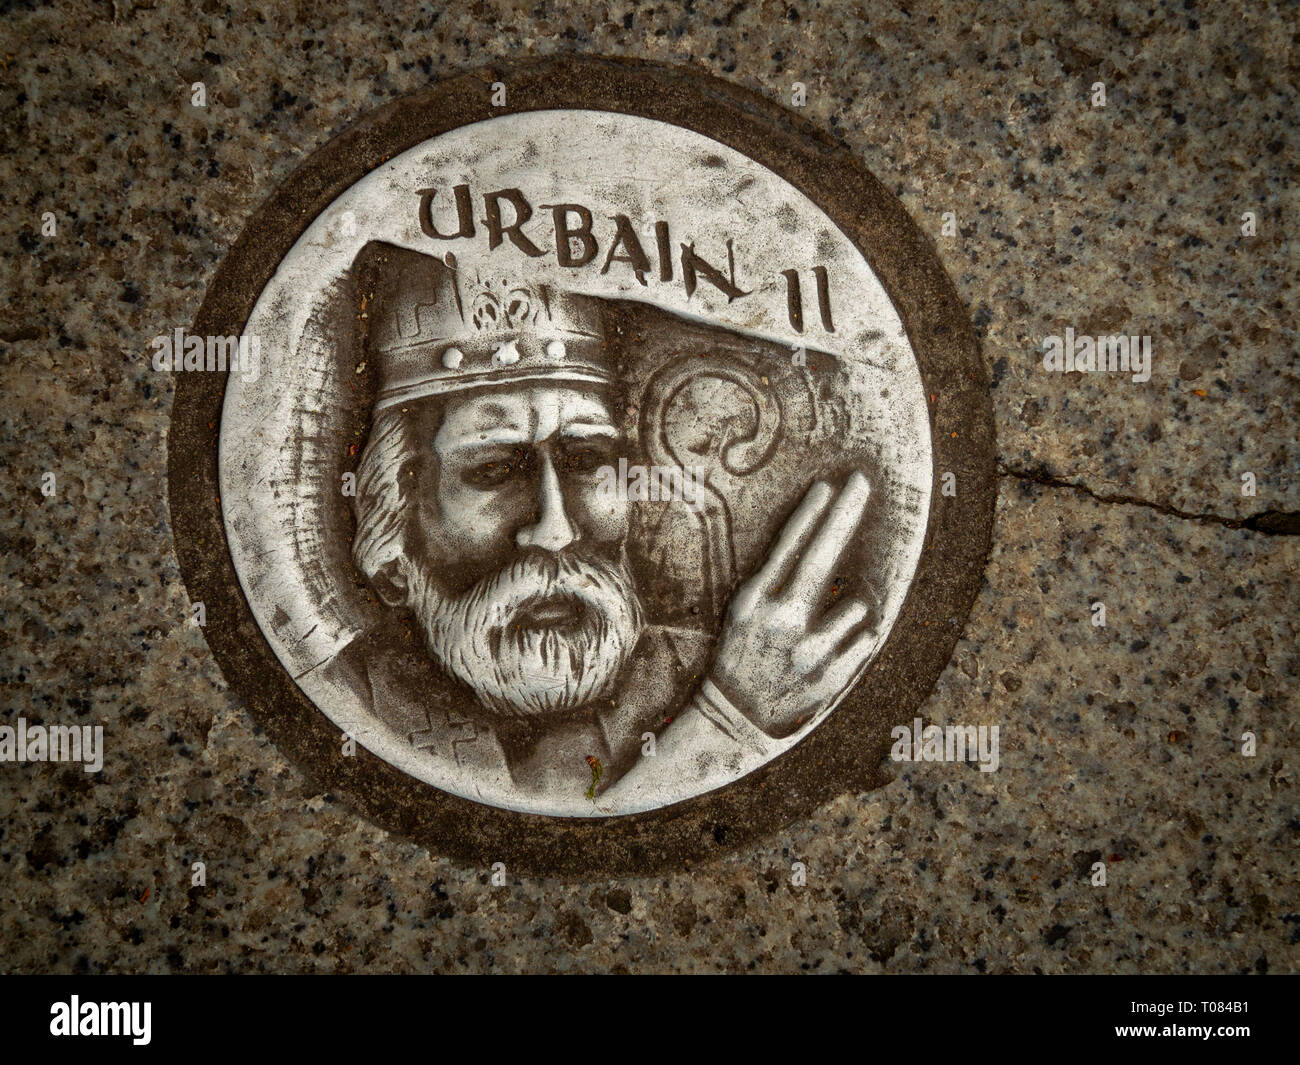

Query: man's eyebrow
560 422 617 440
470 401 511 423
453 403 520 435
440 420 617 451
444 430 530 452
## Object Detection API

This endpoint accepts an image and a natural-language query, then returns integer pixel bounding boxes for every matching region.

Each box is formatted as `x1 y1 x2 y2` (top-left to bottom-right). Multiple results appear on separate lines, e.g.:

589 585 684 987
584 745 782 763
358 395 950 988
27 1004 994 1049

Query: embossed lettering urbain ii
216 107 937 818
417 183 836 332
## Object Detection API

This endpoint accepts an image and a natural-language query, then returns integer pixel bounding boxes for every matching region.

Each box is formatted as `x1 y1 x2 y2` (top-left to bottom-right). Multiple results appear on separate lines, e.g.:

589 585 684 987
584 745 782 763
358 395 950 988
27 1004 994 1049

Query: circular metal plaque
169 57 996 875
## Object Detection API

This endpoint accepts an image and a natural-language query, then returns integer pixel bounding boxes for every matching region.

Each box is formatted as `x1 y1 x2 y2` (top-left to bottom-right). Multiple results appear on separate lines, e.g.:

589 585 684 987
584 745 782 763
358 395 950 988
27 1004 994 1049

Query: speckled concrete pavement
0 0 1294 972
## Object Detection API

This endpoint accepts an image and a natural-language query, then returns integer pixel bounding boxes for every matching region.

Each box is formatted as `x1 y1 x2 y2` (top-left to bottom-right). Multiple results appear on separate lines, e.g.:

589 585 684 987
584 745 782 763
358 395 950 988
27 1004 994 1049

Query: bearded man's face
390 386 643 718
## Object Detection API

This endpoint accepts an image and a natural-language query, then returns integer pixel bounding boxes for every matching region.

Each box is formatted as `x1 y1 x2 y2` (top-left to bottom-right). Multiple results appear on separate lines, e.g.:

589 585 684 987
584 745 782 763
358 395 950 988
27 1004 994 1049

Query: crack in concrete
998 463 1300 537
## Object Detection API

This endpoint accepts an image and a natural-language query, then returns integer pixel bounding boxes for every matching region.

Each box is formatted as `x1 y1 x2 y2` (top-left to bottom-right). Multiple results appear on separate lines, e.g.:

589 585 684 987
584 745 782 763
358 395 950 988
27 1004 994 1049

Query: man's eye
562 446 612 474
465 461 516 487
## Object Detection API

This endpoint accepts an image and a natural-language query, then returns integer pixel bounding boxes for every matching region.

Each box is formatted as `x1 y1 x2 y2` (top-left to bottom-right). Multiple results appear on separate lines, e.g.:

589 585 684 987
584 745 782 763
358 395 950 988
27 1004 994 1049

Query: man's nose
516 453 578 552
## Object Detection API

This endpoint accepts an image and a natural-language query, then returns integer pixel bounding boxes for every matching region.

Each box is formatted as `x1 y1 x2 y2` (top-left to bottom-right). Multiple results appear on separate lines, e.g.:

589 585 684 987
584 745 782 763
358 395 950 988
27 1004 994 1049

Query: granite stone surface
0 0 1295 972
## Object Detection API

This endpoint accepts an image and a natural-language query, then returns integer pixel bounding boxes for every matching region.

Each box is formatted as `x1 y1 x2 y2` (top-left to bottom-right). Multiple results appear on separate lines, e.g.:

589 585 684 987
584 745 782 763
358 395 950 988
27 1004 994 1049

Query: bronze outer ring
168 56 997 877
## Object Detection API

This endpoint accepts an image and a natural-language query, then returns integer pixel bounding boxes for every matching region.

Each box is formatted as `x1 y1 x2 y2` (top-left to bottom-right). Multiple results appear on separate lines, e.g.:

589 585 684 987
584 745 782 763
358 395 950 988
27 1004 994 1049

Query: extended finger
821 625 880 696
787 470 870 601
748 479 835 600
816 598 870 648
791 599 869 673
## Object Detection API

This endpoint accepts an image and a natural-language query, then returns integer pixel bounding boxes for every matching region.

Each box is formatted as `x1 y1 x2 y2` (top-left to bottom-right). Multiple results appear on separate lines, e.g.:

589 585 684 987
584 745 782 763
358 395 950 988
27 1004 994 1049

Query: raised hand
709 471 877 738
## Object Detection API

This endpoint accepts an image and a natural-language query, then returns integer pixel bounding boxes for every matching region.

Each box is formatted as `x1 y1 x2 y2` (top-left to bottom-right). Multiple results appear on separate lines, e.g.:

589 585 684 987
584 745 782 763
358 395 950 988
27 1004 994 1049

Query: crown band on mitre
352 241 615 410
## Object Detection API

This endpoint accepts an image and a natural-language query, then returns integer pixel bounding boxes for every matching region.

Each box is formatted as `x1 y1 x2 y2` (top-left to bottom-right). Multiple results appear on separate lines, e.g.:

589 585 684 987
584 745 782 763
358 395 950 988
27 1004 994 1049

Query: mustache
406 546 645 719
455 549 632 621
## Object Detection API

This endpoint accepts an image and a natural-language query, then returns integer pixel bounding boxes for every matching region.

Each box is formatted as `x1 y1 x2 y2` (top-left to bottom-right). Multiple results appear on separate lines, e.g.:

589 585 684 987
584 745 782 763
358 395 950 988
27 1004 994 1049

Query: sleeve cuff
695 678 778 758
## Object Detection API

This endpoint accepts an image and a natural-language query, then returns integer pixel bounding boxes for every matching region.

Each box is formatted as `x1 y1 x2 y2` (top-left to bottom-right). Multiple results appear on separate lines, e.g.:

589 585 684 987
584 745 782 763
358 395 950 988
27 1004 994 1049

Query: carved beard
404 549 645 719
